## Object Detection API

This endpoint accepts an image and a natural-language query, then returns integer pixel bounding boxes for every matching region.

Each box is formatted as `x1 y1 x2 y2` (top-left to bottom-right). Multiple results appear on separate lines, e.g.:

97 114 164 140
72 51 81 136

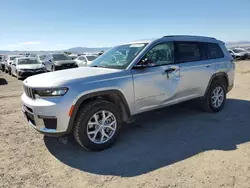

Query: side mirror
42 62 45 65
49 59 52 62
13 64 16 66
133 58 151 69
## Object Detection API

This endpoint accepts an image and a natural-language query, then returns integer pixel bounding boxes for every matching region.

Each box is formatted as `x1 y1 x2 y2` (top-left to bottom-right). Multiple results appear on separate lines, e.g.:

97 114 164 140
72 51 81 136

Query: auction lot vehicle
4 55 23 74
75 55 97 67
21 35 235 151
43 53 78 71
0 55 5 71
36 54 47 64
228 49 248 60
11 57 47 79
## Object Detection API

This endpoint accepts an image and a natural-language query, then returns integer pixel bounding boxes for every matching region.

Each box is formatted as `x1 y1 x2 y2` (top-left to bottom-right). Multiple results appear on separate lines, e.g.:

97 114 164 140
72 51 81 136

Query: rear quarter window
206 43 224 59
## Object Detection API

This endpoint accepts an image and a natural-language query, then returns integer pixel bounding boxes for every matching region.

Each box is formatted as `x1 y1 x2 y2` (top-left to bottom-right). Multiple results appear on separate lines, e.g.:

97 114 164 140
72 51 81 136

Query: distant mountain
226 41 250 48
1 41 250 55
65 47 110 53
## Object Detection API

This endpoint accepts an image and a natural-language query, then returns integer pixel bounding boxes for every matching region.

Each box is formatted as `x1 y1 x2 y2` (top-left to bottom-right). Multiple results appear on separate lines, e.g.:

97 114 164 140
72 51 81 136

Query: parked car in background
242 48 250 59
28 54 37 58
228 49 248 60
68 54 78 60
4 55 23 74
43 53 78 71
0 55 5 71
22 35 235 151
75 55 97 67
36 54 47 64
11 57 47 79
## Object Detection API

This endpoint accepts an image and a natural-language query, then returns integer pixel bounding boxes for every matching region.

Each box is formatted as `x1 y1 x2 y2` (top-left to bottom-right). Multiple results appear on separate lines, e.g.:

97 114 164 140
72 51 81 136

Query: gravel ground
1 61 250 188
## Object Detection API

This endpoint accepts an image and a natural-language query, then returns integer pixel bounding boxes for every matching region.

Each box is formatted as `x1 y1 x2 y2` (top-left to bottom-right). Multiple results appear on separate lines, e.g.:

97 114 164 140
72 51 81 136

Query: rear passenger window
175 42 201 63
206 43 224 59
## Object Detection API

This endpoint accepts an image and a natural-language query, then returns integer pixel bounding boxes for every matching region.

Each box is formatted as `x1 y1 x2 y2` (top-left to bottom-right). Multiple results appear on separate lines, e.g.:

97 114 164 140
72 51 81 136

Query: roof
122 39 156 45
120 35 221 46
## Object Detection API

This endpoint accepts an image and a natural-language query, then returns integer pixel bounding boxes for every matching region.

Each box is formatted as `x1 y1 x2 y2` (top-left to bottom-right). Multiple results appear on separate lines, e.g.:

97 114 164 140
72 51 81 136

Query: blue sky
0 0 249 50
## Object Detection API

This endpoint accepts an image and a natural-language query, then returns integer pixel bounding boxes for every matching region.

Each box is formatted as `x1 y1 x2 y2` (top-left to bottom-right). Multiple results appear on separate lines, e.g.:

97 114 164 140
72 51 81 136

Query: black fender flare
65 90 131 134
204 72 229 97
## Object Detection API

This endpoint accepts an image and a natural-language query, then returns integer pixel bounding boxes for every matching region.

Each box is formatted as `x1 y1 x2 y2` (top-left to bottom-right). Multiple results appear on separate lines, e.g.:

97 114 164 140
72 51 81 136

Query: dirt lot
1 61 250 188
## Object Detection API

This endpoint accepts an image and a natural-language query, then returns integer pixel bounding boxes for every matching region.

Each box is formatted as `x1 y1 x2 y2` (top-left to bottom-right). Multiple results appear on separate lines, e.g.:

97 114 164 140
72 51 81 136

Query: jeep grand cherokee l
21 35 235 151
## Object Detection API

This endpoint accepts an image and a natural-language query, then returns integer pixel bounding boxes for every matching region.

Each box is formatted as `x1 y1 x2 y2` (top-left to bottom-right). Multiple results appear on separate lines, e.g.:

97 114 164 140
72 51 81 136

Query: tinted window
140 42 174 66
18 59 39 65
86 55 97 61
10 56 18 61
78 56 85 60
39 55 46 61
175 42 201 63
52 54 70 61
206 43 224 59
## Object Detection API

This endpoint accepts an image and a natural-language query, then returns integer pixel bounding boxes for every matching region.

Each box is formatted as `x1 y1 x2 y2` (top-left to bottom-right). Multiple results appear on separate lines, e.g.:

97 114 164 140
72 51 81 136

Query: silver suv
21 35 235 151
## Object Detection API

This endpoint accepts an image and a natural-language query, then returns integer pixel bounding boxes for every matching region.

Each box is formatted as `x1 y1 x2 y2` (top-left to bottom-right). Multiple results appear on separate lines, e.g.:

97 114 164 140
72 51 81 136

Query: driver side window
141 42 174 66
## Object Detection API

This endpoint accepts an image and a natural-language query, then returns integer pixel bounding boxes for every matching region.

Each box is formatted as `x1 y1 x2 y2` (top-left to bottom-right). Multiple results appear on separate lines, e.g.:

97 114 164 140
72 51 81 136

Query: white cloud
19 41 41 45
7 44 21 47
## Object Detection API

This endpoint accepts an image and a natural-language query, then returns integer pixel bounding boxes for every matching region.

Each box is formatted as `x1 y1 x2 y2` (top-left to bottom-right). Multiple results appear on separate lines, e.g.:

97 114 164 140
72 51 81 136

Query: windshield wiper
91 65 107 68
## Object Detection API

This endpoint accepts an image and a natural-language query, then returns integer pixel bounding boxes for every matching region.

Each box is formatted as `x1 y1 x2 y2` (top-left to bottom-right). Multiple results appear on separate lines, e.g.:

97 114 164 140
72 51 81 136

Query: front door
132 42 181 113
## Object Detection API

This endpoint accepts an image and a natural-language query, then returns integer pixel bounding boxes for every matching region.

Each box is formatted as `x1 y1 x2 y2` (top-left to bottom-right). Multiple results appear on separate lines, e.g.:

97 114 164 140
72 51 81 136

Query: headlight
35 87 68 97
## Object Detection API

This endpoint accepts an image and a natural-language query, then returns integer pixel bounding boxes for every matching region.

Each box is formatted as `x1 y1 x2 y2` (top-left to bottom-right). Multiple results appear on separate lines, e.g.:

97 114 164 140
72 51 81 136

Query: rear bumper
227 84 234 93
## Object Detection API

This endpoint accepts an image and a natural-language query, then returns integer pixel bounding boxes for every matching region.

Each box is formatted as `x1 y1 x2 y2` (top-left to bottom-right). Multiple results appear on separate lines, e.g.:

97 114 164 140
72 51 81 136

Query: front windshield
52 54 70 61
90 43 148 69
233 49 245 53
18 59 40 65
86 55 97 61
39 55 46 61
10 56 21 60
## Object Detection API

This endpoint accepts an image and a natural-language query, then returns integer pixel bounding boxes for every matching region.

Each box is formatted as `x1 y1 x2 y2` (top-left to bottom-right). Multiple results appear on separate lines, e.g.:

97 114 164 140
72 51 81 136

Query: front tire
202 80 226 112
73 100 122 151
52 65 56 71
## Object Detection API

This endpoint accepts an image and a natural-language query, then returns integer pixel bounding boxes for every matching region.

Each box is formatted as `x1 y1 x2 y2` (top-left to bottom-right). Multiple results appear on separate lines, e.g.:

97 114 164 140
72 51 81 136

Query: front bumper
18 70 46 78
21 93 72 136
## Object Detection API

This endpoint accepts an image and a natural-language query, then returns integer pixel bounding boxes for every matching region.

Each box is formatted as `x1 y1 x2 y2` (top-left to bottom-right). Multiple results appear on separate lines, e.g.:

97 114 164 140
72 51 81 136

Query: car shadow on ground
44 98 250 177
0 78 8 85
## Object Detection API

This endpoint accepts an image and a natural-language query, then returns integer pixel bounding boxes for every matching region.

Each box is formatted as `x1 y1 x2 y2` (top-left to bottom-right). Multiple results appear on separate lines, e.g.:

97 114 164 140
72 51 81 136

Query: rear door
132 42 181 113
173 41 214 101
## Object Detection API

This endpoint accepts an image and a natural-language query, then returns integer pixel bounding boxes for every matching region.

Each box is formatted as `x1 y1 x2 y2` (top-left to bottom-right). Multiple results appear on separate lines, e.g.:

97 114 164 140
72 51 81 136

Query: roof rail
163 35 216 40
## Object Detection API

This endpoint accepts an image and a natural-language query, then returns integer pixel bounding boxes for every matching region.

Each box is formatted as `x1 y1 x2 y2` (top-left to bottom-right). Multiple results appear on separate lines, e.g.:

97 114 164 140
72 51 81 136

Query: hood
54 60 76 65
17 64 43 70
24 67 122 88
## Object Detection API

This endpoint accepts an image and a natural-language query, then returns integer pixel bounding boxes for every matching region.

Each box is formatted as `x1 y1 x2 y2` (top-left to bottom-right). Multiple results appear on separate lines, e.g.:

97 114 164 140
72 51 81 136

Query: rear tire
201 80 227 112
73 100 122 151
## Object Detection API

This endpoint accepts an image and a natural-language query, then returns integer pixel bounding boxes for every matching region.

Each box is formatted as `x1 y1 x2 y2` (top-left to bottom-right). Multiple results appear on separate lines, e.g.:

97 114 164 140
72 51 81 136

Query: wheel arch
66 90 131 134
205 72 229 97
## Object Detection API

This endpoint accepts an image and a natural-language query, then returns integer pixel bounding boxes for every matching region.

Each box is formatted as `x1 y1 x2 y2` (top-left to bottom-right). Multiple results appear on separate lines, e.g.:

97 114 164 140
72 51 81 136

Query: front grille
23 85 35 99
61 63 76 69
